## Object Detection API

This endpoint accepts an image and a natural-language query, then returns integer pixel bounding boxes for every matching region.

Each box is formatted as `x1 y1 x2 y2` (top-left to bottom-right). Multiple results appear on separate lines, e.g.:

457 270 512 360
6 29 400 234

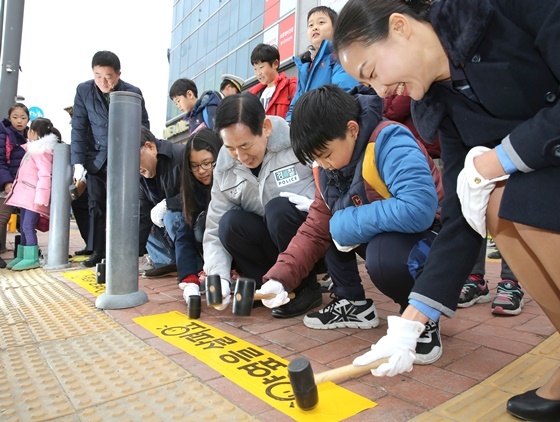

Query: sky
15 0 173 142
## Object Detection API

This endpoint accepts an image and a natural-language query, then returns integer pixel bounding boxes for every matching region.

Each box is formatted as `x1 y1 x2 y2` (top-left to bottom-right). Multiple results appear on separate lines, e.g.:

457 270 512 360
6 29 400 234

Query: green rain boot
6 244 24 270
12 245 40 271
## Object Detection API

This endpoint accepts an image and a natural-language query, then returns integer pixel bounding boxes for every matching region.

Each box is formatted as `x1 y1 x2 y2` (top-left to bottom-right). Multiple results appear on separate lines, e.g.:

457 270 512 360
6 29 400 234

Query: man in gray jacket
199 93 322 318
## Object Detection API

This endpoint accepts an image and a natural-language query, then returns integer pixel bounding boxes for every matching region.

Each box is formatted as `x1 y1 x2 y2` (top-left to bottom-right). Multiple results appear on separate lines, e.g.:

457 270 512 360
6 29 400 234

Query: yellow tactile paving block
0 344 75 421
412 334 560 421
481 353 559 395
414 385 516 421
527 332 560 360
2 269 119 342
77 378 257 421
0 268 255 420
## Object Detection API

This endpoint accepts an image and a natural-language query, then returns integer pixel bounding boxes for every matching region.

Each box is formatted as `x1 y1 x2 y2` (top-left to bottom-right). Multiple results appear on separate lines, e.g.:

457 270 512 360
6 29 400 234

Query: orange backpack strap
362 120 395 199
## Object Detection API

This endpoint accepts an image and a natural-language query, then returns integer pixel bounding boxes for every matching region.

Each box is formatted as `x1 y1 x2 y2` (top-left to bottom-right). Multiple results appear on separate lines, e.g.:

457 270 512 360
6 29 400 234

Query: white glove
456 147 509 237
333 238 359 252
255 280 290 309
353 316 425 377
150 199 167 228
73 164 85 182
213 279 232 311
280 191 313 213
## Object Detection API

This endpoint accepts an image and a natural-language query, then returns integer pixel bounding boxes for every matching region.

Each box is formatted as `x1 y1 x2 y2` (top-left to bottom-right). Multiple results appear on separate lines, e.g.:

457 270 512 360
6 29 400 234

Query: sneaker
303 295 379 329
143 263 177 278
414 320 442 365
492 280 524 315
138 254 154 273
457 275 491 308
487 249 502 259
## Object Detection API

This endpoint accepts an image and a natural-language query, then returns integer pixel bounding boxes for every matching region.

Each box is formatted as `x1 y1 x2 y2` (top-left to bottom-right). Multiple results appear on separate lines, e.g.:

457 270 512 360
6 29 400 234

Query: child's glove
456 147 509 237
255 280 290 308
280 191 313 213
353 316 425 377
213 279 232 311
150 199 167 228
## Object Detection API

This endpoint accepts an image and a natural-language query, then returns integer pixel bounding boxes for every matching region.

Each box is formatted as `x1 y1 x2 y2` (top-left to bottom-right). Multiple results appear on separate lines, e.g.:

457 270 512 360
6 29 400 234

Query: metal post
0 0 25 118
96 91 148 310
43 143 71 269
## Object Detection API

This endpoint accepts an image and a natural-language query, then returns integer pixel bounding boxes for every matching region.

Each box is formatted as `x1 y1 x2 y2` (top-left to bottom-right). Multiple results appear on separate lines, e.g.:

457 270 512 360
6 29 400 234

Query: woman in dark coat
333 0 560 420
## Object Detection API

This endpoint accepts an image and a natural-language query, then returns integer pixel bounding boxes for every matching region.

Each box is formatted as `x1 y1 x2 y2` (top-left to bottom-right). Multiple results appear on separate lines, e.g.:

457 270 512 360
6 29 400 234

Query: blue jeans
146 210 182 268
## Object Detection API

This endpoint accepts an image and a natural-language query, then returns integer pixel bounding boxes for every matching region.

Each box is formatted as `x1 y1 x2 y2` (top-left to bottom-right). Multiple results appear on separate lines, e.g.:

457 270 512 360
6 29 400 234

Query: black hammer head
288 357 318 410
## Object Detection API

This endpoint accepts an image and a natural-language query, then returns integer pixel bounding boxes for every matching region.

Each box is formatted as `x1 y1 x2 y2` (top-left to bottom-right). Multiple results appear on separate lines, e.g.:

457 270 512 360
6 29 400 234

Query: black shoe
0 256 6 269
271 286 323 319
142 263 178 278
507 388 560 422
414 320 442 365
80 251 104 268
74 248 93 256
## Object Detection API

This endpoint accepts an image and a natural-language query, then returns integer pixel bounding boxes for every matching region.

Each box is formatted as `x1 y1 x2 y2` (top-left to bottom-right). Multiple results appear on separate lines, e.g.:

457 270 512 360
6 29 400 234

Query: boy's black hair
291 84 360 164
169 78 198 99
307 5 338 26
91 50 121 72
214 93 266 136
250 43 280 67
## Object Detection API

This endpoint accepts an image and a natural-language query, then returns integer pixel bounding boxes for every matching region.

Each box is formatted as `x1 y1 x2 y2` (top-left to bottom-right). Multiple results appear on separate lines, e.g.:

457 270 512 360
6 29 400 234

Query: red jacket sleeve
263 188 332 291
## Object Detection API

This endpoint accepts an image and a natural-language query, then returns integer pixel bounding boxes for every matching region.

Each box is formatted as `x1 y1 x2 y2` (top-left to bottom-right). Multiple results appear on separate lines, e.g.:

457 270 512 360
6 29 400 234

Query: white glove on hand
280 191 313 213
456 147 509 237
255 280 290 308
213 279 232 311
333 238 359 252
73 164 85 182
150 199 167 228
353 316 425 377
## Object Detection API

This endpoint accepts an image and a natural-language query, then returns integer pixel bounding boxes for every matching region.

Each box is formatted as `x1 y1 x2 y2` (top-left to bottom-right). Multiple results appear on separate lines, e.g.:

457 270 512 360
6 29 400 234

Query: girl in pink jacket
6 118 61 270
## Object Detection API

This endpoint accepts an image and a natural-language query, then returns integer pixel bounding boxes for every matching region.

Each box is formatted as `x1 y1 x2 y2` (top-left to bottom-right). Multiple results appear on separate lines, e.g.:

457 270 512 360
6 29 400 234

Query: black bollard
206 275 222 306
232 277 255 316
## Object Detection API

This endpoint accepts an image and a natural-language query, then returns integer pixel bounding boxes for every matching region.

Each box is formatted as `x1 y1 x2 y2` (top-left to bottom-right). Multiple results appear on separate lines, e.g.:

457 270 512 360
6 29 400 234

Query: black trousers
86 167 107 252
71 187 90 246
218 196 319 291
327 230 437 313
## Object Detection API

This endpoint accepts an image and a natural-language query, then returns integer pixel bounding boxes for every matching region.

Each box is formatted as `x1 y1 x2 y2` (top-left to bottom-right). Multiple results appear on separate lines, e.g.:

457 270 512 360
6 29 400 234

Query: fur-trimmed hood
431 0 494 67
25 133 59 155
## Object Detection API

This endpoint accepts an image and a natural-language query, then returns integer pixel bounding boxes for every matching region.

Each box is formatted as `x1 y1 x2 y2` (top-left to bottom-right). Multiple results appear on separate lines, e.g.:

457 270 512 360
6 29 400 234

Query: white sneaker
138 254 154 273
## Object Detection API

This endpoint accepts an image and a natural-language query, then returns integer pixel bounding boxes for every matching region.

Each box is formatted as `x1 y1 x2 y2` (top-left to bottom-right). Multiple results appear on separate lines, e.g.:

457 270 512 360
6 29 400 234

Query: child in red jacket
249 43 296 119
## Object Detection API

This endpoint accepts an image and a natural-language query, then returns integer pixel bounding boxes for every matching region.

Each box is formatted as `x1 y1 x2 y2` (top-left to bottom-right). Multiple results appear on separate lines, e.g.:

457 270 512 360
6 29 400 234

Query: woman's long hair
181 128 223 225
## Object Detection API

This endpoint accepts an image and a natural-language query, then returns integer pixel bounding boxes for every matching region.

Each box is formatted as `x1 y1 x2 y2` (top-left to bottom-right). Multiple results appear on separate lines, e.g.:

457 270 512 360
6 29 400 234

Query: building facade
165 0 348 140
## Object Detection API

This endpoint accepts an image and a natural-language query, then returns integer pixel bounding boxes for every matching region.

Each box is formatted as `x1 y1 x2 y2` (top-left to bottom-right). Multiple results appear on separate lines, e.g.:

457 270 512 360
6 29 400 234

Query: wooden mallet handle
254 292 296 301
313 358 389 384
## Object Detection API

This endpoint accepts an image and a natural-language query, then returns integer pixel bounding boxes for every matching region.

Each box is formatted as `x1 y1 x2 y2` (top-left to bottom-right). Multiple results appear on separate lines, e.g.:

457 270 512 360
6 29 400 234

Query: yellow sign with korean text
134 311 376 421
62 269 105 296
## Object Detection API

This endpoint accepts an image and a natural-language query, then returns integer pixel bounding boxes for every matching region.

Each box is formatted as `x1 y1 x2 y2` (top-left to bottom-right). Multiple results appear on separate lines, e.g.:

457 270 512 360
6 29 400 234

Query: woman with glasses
177 129 222 300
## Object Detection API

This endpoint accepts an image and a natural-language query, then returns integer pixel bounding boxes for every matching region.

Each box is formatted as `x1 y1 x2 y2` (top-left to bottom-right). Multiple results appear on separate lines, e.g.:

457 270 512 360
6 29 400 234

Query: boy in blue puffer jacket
258 84 444 366
285 6 357 122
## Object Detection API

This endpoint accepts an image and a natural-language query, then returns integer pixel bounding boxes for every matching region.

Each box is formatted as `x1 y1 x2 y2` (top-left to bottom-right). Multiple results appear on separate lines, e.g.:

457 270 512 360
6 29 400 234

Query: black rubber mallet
288 357 388 410
232 277 296 316
206 274 223 307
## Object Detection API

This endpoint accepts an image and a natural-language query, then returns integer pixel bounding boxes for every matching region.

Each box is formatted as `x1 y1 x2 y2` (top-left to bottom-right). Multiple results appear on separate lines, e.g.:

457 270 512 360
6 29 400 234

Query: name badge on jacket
273 165 299 187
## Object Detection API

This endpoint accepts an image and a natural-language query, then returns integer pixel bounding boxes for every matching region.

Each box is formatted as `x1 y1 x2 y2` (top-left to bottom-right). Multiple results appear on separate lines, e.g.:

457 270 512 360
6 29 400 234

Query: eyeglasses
190 161 216 172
